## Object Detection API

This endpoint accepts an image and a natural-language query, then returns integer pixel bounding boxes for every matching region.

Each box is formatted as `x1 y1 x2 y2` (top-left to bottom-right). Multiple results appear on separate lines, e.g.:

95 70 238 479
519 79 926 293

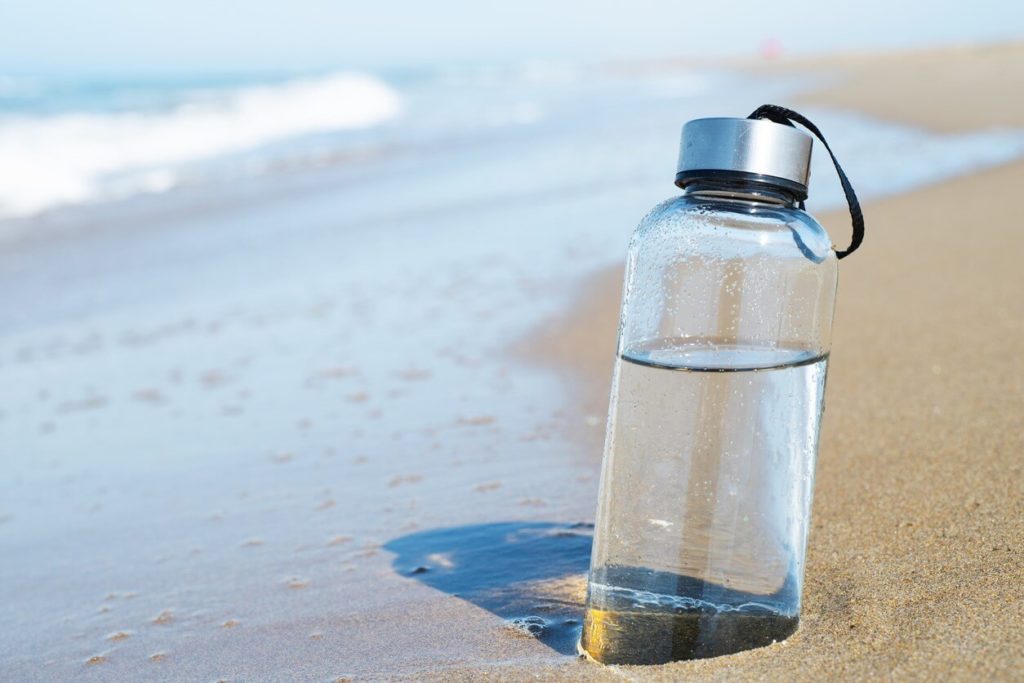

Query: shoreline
1 40 1022 681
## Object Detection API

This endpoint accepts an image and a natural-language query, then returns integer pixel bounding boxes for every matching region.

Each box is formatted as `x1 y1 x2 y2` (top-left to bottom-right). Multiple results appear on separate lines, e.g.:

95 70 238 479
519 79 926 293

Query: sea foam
0 71 401 218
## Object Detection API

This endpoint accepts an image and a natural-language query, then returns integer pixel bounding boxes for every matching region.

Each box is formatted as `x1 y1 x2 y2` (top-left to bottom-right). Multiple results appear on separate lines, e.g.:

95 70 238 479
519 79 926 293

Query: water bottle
580 106 864 664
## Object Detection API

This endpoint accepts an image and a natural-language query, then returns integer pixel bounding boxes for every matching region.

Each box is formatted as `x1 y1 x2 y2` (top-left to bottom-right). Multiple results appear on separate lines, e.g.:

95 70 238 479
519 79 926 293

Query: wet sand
1 43 1022 681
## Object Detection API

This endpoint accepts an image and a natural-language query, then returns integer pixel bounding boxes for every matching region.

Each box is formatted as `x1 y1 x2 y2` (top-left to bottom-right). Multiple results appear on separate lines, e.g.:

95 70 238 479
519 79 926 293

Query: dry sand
776 41 1024 133
505 43 1024 681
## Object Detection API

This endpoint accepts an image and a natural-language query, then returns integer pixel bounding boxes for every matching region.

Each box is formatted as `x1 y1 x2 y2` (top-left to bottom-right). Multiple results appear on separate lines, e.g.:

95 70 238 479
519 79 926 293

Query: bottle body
581 182 838 664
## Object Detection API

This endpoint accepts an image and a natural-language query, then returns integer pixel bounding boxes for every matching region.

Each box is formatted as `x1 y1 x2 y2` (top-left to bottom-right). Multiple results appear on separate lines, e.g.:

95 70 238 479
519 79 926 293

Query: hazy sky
1 0 1022 74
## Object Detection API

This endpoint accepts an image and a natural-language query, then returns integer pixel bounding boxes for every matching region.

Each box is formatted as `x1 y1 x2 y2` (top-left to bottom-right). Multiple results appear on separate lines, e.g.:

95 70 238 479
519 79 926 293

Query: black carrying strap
748 104 864 259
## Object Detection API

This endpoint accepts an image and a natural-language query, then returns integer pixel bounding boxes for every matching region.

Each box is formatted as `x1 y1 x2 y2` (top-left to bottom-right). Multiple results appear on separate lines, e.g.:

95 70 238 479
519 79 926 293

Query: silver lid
675 117 813 197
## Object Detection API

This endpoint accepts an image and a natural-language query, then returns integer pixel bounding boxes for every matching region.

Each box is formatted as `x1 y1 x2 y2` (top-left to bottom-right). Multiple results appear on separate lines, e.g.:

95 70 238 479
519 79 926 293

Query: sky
0 0 1022 75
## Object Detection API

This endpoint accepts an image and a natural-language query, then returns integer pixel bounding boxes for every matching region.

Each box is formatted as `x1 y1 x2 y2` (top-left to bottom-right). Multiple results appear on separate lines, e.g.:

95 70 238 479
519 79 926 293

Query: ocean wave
0 71 401 218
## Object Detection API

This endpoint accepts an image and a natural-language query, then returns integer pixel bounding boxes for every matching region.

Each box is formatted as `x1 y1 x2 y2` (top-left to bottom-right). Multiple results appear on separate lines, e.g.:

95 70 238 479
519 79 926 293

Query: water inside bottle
581 339 827 664
581 567 800 663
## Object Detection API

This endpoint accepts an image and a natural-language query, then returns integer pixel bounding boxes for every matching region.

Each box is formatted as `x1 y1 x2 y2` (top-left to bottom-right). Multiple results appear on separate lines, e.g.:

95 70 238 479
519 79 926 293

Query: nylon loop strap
748 104 864 259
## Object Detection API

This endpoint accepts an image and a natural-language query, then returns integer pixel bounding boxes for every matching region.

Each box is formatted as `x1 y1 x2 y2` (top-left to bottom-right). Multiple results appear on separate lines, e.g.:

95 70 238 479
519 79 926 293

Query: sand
777 41 1024 133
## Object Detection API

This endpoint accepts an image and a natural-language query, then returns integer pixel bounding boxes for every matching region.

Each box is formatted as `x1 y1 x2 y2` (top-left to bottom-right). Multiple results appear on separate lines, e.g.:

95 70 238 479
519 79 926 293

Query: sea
3 60 1024 225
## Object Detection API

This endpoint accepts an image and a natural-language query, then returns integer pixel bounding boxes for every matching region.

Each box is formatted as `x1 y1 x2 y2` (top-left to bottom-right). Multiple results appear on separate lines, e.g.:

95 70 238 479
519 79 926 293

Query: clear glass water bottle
580 116 840 664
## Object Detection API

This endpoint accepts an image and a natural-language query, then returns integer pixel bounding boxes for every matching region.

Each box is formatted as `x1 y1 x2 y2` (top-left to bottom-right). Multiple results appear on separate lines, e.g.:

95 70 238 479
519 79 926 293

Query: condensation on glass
580 118 839 665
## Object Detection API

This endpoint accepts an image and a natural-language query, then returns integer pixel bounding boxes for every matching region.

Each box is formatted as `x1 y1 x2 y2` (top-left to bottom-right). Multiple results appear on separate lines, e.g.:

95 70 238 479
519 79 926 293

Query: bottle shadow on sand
384 521 593 655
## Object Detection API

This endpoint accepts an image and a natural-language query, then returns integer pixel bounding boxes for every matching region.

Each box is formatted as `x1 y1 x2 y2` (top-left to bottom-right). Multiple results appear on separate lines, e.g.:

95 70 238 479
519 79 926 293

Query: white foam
0 72 401 218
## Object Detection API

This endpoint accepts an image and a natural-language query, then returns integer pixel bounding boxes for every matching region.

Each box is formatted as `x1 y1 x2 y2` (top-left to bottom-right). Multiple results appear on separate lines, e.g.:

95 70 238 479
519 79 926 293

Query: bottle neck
679 175 803 209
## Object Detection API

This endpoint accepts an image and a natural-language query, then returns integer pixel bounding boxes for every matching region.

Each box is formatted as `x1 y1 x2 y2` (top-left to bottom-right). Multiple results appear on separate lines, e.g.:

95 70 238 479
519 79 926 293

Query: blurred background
0 0 1021 222
1 1 1023 680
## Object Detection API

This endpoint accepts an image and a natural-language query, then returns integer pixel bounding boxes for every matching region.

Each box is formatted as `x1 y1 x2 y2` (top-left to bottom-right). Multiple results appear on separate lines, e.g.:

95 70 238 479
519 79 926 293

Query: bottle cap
675 117 813 199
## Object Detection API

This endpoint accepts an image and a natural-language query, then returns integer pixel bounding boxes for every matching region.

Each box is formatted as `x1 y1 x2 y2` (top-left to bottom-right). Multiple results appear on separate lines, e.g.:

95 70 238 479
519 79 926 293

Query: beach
0 42 1022 681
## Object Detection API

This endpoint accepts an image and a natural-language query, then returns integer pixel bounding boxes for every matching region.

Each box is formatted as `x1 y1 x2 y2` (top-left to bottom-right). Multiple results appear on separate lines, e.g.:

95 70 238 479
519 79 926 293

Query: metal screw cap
675 117 814 197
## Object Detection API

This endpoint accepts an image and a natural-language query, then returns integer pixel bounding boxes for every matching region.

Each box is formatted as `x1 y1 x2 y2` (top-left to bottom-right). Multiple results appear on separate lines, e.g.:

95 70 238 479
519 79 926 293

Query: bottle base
579 606 798 665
